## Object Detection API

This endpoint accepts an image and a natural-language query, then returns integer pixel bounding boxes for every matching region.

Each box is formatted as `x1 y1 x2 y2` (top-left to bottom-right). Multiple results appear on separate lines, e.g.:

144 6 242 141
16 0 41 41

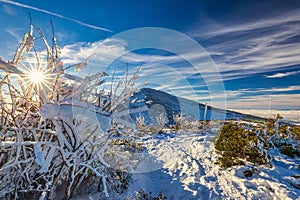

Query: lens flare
23 64 52 93
28 68 46 85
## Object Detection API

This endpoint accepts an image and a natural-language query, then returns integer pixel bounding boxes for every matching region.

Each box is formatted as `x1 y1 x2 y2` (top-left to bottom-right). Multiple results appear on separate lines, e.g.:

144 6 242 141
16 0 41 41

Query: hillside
130 88 266 124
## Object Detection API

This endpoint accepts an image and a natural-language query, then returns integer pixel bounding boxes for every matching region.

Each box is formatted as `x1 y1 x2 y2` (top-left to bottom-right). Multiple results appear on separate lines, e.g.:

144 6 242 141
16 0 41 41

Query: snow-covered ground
74 132 300 200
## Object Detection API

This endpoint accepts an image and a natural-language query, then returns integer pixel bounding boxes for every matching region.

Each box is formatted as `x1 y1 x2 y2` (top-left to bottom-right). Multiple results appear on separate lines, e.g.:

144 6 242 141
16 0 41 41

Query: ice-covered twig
12 13 34 65
64 53 95 72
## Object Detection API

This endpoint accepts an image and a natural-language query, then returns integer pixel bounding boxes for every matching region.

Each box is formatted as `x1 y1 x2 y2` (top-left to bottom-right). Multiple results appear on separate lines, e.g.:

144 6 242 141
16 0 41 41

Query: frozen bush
0 18 143 199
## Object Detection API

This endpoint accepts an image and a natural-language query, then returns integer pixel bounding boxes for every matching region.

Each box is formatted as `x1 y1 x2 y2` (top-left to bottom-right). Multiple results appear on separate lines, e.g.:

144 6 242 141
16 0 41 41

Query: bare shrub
0 17 142 199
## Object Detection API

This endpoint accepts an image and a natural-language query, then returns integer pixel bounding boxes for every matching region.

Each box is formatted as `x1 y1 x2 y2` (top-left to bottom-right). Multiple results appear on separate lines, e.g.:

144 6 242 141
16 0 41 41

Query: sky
0 0 299 120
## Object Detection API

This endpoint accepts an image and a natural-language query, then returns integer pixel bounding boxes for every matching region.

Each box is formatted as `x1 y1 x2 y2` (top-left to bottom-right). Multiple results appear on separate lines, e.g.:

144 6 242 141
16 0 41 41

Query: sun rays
21 63 54 100
27 68 46 84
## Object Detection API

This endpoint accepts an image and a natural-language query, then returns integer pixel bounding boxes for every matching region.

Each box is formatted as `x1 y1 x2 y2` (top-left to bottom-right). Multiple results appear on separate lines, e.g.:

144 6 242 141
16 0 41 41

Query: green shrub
215 123 268 168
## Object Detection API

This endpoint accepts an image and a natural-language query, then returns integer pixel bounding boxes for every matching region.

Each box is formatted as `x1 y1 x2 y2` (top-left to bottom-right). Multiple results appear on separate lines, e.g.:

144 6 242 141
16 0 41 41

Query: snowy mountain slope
131 88 266 124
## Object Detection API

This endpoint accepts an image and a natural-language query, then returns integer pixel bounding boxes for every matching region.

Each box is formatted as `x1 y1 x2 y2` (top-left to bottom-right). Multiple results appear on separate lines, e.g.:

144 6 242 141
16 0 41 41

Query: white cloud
57 37 300 111
189 7 300 80
225 93 300 110
265 70 300 78
227 86 300 94
200 86 300 111
60 38 221 75
192 8 300 39
58 38 227 108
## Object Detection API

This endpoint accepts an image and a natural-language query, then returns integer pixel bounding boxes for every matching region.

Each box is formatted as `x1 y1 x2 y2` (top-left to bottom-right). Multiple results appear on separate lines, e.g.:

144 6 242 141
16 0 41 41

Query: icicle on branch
64 53 95 72
12 13 34 65
37 28 53 71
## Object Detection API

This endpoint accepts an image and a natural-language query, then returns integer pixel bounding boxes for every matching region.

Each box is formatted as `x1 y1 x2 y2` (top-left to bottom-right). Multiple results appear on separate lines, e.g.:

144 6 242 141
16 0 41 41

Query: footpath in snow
72 132 300 199
124 132 300 200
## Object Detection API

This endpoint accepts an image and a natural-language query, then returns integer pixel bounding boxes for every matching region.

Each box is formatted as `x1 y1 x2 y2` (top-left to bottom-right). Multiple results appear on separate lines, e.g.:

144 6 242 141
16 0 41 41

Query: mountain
130 88 265 124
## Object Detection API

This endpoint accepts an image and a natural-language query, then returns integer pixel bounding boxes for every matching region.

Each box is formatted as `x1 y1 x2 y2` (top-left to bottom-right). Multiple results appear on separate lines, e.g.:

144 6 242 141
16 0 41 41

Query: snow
34 143 46 170
123 132 300 199
40 101 111 132
73 131 300 199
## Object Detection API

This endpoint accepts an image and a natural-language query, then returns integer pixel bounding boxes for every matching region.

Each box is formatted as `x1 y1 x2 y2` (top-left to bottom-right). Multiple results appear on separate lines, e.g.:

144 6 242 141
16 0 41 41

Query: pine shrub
215 123 268 168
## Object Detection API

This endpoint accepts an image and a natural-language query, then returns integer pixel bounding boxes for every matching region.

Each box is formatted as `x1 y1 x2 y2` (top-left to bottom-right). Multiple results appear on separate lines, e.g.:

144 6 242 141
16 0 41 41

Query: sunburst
22 63 53 99
28 68 46 85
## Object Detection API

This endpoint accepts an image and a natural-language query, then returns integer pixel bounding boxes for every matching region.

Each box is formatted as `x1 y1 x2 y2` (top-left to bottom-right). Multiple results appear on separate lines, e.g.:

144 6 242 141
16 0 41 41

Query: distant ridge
131 88 266 123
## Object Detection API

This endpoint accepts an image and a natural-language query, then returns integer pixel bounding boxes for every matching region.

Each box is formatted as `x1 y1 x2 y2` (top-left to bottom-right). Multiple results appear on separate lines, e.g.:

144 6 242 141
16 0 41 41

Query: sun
23 65 52 91
28 68 46 85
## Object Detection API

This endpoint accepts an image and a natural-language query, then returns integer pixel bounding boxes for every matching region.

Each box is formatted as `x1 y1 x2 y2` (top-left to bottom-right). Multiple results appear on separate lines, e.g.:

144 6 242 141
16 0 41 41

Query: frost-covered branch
0 17 139 199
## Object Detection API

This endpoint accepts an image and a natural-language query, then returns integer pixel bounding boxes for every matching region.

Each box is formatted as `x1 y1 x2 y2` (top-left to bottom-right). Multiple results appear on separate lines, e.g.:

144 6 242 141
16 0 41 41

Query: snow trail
72 132 300 199
126 132 300 200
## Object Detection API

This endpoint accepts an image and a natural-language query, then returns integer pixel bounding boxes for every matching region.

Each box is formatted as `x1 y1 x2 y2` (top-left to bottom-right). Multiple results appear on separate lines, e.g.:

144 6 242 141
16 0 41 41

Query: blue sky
0 0 300 119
